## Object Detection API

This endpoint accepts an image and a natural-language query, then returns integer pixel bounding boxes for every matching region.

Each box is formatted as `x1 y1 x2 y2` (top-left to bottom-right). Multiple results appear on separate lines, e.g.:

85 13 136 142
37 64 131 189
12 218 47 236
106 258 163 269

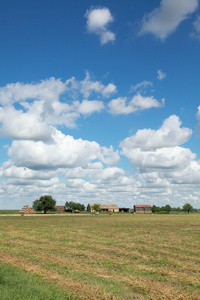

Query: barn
87 204 119 213
134 205 152 214
55 206 66 213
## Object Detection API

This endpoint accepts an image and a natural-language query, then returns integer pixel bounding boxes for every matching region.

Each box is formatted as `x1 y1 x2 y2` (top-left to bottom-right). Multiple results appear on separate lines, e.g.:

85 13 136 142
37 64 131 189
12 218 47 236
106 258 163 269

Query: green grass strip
0 263 74 300
0 210 19 214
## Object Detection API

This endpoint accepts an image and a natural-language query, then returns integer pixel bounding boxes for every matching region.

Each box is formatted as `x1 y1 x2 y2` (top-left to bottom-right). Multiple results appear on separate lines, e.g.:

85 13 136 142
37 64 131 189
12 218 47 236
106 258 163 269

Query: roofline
134 205 152 207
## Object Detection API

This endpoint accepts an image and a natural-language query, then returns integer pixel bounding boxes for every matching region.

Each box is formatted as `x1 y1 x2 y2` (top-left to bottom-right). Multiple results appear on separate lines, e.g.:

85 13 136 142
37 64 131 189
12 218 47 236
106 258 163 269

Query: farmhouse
87 203 119 213
134 205 152 214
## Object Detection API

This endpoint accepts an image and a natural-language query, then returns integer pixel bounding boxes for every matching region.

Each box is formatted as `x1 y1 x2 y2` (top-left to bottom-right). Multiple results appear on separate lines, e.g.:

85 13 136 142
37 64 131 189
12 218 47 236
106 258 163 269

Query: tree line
152 203 194 214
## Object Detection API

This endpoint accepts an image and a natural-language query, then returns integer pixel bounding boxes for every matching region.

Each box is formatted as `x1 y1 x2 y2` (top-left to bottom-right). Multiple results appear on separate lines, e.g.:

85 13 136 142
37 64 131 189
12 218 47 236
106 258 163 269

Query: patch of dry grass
0 214 200 299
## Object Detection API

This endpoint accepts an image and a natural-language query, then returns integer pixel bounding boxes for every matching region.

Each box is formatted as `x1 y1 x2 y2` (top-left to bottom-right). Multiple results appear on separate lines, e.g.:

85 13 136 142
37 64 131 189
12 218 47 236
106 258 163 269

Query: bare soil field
0 214 199 299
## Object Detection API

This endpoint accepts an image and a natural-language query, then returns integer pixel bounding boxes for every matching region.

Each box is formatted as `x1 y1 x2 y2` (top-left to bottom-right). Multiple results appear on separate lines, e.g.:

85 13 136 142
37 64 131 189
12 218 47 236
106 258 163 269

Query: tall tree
183 203 193 214
32 195 56 214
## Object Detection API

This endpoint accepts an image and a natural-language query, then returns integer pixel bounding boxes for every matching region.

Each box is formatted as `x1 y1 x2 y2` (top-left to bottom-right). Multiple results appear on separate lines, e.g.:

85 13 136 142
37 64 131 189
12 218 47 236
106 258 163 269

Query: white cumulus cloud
120 115 192 150
0 73 117 136
120 115 197 185
85 7 116 45
0 106 54 142
0 77 66 106
121 146 195 171
8 128 120 170
75 100 104 115
139 0 198 40
108 94 164 115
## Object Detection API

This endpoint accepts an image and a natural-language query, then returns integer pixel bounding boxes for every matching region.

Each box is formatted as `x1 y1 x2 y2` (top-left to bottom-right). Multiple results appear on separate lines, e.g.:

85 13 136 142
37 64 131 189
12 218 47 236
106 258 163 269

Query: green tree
163 204 172 214
32 195 56 214
183 203 193 214
176 207 182 212
92 203 101 212
65 201 85 211
152 205 160 213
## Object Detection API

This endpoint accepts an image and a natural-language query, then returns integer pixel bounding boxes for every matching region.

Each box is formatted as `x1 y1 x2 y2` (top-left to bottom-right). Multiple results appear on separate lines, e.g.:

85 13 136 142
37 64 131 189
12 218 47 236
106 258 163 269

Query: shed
134 205 152 214
119 207 130 213
87 203 119 213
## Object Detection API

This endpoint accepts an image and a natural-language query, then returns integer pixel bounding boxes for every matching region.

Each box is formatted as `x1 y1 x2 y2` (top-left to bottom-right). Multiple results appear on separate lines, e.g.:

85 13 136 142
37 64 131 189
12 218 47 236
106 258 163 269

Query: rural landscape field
0 213 200 299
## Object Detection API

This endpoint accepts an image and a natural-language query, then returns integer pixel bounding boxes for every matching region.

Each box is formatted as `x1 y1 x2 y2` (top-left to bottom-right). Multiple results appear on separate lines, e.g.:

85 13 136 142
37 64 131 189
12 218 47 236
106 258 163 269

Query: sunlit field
0 214 200 299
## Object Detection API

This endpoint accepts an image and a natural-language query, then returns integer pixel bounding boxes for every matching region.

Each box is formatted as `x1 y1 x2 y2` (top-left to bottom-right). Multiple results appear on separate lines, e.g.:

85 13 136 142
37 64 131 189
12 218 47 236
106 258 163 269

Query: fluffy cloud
139 0 198 40
75 100 104 115
120 115 192 150
121 146 195 171
0 73 116 106
120 115 194 168
167 160 200 185
108 94 164 115
0 161 56 180
0 106 54 141
0 73 117 137
0 74 164 142
85 7 116 45
8 128 120 170
0 77 66 106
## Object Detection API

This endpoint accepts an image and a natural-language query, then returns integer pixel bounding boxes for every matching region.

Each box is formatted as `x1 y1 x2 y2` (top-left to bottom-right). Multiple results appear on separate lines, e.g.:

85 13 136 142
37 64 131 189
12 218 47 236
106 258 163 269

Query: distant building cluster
19 203 152 214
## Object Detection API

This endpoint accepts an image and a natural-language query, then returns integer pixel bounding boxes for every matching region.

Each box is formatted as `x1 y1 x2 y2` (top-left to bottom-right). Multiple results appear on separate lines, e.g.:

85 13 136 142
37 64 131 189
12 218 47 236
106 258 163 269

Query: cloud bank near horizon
0 74 200 209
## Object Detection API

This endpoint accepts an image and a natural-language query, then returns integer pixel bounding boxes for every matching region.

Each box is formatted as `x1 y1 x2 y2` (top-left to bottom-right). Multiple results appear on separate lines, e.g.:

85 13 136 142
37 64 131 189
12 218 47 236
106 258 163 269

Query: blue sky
0 0 200 209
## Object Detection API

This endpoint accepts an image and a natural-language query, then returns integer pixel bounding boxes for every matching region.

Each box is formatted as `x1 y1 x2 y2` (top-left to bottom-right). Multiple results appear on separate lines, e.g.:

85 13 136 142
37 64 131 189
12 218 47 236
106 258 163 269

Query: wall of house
134 207 152 214
87 205 119 212
55 206 66 213
144 208 152 214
